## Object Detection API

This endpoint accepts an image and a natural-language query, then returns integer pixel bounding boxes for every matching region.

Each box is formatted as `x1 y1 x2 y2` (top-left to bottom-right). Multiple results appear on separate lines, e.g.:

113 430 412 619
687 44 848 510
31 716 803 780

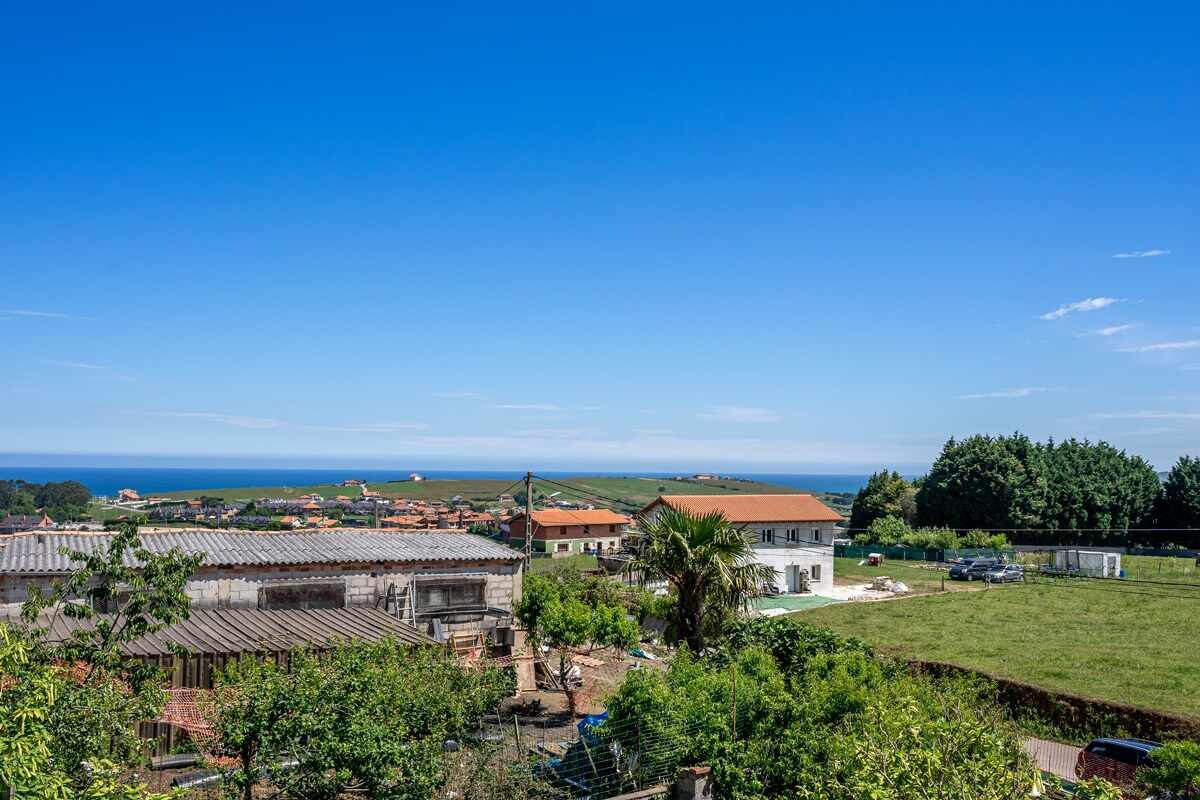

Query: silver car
982 564 1024 583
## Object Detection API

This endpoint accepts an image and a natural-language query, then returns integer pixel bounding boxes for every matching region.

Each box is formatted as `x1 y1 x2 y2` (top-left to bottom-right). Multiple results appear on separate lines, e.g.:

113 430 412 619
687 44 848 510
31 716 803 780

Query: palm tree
627 504 776 653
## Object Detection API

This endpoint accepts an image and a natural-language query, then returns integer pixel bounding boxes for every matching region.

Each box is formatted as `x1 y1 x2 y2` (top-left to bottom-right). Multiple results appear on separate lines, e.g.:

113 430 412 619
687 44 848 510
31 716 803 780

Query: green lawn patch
797 582 1200 717
832 556 982 595
530 554 599 574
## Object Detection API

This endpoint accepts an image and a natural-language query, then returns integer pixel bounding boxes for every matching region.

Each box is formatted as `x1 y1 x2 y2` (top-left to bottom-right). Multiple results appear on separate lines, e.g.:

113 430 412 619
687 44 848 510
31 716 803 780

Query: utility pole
524 471 534 567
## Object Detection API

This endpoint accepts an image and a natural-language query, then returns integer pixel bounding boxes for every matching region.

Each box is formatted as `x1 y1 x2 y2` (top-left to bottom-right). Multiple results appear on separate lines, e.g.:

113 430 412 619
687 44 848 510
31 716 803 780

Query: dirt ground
488 644 672 754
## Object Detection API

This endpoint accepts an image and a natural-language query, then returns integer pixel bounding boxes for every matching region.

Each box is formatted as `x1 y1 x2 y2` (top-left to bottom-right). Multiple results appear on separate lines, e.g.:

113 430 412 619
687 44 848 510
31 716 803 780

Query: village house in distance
507 508 631 557
639 494 842 594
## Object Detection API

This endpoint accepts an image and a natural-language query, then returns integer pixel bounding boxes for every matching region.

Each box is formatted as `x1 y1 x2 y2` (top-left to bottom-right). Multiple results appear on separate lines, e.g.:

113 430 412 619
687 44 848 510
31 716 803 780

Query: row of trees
850 435 1200 543
0 478 92 521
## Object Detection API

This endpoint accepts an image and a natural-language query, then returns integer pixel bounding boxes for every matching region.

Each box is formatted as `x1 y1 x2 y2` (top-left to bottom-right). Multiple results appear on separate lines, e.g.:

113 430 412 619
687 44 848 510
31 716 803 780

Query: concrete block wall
0 559 523 620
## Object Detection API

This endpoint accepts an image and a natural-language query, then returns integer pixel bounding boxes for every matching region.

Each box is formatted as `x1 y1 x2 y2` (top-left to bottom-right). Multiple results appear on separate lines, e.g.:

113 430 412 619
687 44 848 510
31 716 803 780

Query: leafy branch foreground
208 641 518 800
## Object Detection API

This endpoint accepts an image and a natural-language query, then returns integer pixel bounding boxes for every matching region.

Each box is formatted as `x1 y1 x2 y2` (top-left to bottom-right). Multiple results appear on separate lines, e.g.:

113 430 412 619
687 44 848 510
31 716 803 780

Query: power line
532 476 642 511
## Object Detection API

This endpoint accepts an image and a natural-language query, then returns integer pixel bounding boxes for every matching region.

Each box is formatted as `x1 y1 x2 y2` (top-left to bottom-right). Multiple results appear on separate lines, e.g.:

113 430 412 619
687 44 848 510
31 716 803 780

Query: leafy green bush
1138 739 1200 798
210 640 514 800
1073 776 1123 800
600 617 1034 800
860 515 912 546
851 518 1010 551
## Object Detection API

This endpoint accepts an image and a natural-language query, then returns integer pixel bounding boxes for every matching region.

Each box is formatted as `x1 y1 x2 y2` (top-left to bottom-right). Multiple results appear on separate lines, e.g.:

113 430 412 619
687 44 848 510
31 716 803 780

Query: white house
638 494 842 595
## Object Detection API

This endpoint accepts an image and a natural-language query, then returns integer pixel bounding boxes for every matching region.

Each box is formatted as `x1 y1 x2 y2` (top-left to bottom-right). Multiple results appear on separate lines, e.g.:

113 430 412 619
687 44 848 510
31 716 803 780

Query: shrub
1073 776 1123 800
864 516 911 546
1138 739 1200 799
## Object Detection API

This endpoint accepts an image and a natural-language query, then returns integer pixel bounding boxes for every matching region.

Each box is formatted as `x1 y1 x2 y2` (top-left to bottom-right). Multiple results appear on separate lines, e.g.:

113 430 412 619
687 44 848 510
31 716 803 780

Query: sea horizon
0 465 892 497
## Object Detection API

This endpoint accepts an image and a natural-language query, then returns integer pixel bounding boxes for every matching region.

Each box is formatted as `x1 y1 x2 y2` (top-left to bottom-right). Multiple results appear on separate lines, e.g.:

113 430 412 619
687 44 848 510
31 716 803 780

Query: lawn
798 581 1200 717
832 556 981 595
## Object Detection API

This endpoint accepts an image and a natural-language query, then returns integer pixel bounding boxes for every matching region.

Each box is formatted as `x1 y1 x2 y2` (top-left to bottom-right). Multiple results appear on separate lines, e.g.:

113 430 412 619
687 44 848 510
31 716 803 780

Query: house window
259 581 345 610
760 529 775 544
812 529 821 542
609 525 616 533
417 581 485 611
811 565 822 581
557 542 570 553
786 528 798 543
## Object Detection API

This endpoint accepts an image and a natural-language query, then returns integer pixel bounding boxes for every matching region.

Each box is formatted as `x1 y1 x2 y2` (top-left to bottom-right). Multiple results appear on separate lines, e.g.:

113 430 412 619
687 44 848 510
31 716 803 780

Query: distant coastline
0 466 885 497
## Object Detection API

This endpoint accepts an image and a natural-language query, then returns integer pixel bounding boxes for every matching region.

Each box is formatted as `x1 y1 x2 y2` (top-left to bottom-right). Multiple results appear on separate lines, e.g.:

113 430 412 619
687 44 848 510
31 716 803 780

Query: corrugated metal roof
0 529 522 574
1 607 437 655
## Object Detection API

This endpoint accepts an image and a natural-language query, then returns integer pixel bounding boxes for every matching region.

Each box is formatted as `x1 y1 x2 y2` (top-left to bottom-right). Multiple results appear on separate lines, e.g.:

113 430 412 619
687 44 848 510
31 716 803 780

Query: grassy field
798 580 1200 717
832 556 981 595
1013 552 1200 584
149 475 825 512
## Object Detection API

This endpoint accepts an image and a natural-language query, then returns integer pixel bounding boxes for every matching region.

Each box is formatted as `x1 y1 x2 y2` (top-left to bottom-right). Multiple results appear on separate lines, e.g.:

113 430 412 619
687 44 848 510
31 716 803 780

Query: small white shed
1054 549 1121 578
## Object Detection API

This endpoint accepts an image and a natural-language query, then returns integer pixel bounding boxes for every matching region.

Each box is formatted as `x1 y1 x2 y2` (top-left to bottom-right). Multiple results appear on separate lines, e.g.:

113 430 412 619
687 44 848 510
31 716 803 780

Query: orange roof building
639 494 841 594
639 494 842 524
507 509 631 558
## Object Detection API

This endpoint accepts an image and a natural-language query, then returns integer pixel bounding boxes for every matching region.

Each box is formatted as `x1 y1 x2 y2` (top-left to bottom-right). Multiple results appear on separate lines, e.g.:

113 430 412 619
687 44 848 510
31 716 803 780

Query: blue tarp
576 711 608 736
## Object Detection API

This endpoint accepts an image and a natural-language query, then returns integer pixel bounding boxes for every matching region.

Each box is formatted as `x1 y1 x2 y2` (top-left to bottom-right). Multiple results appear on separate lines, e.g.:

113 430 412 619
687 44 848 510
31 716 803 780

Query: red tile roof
513 509 631 526
641 494 842 523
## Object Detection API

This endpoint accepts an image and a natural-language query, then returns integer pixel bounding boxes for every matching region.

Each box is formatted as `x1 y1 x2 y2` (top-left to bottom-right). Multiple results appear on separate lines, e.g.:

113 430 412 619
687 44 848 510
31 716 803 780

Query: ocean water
0 467 873 497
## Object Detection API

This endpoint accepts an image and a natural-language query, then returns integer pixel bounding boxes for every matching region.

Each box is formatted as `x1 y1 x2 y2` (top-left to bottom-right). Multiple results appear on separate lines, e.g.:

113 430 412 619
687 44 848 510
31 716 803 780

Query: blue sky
2 3 1197 472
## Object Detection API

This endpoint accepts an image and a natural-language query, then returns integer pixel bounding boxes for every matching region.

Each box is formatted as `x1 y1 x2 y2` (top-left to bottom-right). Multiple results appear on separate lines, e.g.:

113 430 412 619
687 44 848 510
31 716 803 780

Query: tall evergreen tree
915 433 1047 529
849 470 917 529
1157 455 1200 530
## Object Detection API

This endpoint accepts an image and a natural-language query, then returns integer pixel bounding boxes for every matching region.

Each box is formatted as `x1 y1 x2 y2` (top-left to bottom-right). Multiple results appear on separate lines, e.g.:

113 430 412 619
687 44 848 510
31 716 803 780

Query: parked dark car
949 557 998 580
1076 738 1160 787
982 564 1024 583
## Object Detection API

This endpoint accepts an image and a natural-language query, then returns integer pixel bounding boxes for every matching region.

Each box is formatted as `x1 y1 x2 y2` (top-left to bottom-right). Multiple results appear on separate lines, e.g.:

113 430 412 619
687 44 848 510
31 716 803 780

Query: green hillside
150 475 846 514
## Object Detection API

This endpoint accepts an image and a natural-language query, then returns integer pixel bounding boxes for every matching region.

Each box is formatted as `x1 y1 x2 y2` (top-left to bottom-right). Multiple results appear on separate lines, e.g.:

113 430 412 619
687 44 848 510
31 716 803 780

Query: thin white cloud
151 411 288 429
633 428 675 437
44 359 136 381
1086 324 1140 337
1181 364 1200 372
303 422 429 433
1113 249 1170 259
958 387 1052 400
697 405 780 423
1093 411 1200 421
45 360 109 370
510 427 600 439
1118 339 1200 353
1040 297 1121 320
496 403 562 412
3 309 76 319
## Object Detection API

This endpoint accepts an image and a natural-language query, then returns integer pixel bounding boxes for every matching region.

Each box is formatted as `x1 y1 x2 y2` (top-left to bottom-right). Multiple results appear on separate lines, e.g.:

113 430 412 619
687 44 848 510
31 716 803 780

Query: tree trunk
677 580 705 654
242 745 254 800
560 651 578 717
